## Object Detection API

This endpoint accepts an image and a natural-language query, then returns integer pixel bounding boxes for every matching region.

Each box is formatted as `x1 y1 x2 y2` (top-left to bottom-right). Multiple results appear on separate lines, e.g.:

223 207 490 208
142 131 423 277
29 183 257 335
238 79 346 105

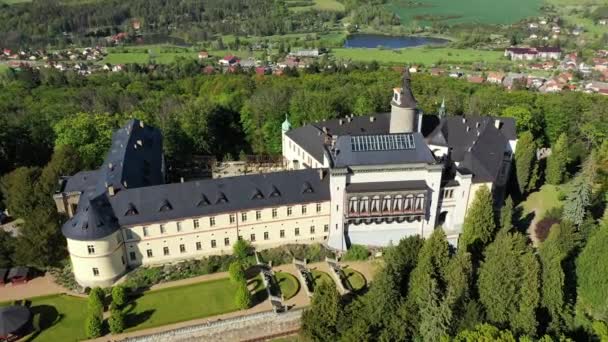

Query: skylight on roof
350 134 416 152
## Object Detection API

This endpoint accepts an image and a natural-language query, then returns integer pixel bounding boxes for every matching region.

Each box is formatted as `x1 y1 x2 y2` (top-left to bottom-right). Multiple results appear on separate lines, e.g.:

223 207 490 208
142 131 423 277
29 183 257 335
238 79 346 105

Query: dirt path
526 208 540 246
0 273 67 302
273 264 310 309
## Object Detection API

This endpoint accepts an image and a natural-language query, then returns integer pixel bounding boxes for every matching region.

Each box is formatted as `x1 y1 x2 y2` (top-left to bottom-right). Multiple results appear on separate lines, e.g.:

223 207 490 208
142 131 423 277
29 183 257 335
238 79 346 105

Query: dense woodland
0 61 607 340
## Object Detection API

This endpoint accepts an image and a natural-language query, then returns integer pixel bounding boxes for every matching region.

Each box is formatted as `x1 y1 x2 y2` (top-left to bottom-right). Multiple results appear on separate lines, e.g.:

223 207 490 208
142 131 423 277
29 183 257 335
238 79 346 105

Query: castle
54 71 517 287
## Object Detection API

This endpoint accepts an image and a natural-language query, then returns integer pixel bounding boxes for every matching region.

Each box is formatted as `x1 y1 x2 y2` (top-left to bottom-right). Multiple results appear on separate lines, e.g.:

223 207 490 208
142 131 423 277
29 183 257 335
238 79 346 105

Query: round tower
390 69 418 133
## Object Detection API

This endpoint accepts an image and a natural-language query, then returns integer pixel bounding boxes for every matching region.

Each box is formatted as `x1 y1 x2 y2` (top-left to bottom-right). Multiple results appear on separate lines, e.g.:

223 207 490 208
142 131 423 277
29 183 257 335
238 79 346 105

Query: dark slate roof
63 192 120 241
60 170 99 194
346 180 427 193
7 267 28 279
109 168 330 227
332 132 436 168
285 113 391 162
395 69 417 108
426 116 516 183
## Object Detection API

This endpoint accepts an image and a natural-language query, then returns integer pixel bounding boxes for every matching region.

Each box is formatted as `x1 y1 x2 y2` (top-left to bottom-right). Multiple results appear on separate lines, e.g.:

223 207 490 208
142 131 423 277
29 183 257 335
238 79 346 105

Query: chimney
180 177 185 183
466 126 470 132
494 119 502 129
347 116 352 123
137 139 143 146
370 116 375 122
123 180 128 188
462 117 466 124
139 120 145 128
322 126 328 134
318 169 325 180
108 185 115 196
108 162 113 170
338 119 343 125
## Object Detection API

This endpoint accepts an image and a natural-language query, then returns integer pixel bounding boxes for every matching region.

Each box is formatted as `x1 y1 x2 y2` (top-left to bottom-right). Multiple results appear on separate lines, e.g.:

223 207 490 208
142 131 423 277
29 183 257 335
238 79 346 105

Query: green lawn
311 270 334 290
1 0 31 4
103 48 263 65
519 184 563 219
344 268 366 291
385 0 541 25
125 275 265 332
0 294 88 342
332 47 503 65
275 272 300 300
288 0 345 12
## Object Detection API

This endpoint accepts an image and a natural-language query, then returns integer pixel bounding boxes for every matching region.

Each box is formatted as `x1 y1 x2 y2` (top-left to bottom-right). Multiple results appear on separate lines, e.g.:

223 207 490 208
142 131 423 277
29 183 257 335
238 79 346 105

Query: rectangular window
146 249 153 258
125 229 133 240
241 212 247 222
143 226 149 237
160 224 166 234
224 237 230 246
196 242 202 251
287 206 293 216
316 203 322 213
210 217 216 226
211 240 217 248
264 232 269 240
121 256 125 265
193 219 200 229
324 224 329 232
163 247 170 256
92 268 99 276
310 226 315 234
256 210 262 220
280 230 285 238
87 245 95 255
176 222 182 232
180 244 186 253
301 205 307 215
229 214 236 224
250 234 256 242
129 252 136 261
295 228 300 236
272 208 278 218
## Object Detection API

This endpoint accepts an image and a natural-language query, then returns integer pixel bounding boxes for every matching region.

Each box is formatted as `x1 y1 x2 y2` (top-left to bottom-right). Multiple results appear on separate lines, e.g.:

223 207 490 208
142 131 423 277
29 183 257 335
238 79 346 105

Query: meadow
287 0 345 12
103 46 263 65
332 47 503 65
385 0 542 25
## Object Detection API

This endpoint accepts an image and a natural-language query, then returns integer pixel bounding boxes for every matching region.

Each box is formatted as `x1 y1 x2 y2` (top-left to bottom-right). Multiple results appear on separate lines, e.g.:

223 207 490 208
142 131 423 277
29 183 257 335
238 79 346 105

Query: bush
85 313 103 338
234 282 252 310
88 287 105 314
108 308 125 334
535 207 562 242
258 244 335 265
228 261 246 284
342 244 369 261
111 285 127 308
232 239 253 260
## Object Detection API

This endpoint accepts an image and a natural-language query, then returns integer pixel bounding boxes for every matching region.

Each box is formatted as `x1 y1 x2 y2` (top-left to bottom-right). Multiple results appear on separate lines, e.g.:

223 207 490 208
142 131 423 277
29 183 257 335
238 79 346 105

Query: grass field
1 0 31 4
386 0 542 25
519 184 563 219
103 47 262 65
288 0 345 12
275 272 300 300
344 268 366 291
332 47 503 65
125 276 265 332
0 294 88 342
311 270 334 290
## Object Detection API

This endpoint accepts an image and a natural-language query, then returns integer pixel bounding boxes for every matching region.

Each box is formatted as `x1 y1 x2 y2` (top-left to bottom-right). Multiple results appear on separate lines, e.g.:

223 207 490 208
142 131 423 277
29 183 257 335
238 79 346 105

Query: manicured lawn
0 64 9 73
332 47 503 65
1 294 88 342
275 272 300 299
385 0 541 25
344 268 366 291
311 270 334 290
519 184 563 219
125 275 265 332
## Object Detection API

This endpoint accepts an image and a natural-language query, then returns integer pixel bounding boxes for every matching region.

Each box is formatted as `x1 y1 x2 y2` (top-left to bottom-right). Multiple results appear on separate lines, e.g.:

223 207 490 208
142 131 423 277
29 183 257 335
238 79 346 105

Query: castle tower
390 68 418 133
438 97 446 118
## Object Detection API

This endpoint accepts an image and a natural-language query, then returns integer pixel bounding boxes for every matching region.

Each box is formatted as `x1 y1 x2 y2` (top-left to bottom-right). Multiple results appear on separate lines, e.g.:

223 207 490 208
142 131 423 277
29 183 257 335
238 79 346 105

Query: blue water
344 34 448 48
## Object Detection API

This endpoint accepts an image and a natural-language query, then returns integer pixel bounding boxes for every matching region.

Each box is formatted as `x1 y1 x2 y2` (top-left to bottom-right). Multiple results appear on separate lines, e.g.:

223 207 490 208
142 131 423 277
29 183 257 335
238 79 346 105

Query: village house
486 72 505 84
585 81 608 94
430 68 445 76
289 49 320 58
198 51 209 59
467 75 485 84
599 19 608 25
219 55 238 66
503 73 528 90
239 58 257 69
539 78 566 93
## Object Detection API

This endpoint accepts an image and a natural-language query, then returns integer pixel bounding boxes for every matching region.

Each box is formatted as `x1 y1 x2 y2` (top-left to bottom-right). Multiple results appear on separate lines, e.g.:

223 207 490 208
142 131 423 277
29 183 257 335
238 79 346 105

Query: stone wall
122 309 303 342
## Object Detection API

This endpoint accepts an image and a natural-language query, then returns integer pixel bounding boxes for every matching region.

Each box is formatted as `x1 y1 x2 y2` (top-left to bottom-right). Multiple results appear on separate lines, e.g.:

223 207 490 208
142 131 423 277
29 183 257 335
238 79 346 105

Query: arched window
404 194 414 211
382 196 391 213
360 197 369 214
393 195 403 212
371 196 380 213
416 194 425 211
349 197 358 214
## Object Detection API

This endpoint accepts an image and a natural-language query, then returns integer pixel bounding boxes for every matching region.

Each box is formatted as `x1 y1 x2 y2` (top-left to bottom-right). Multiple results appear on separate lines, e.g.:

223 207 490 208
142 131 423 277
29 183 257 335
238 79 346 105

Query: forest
0 60 607 340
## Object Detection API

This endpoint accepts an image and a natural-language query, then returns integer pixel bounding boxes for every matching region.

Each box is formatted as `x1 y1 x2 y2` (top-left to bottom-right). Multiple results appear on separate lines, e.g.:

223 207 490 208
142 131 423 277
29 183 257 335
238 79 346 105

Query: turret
390 68 418 133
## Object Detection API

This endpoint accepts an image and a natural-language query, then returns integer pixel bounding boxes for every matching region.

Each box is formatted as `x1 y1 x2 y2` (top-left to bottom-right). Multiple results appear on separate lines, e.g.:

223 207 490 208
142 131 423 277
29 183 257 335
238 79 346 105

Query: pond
344 34 448 49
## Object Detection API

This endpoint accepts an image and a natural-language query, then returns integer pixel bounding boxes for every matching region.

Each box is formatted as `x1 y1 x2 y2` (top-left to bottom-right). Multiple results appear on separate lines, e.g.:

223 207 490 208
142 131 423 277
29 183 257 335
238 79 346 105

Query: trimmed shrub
111 285 127 308
85 313 103 338
342 244 369 261
258 244 335 265
235 282 252 310
88 287 105 313
108 308 125 334
228 261 246 284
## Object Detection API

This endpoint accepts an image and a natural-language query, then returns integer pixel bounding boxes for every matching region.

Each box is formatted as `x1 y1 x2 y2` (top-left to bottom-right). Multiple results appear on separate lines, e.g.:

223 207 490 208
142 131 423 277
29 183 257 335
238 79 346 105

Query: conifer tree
563 154 596 226
460 185 496 253
546 133 568 185
515 131 536 195
499 196 514 233
576 221 608 322
301 281 342 342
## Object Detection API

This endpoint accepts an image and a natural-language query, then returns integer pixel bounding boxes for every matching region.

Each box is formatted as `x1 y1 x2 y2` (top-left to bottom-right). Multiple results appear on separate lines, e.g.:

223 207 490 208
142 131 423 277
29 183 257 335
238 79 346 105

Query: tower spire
439 97 446 117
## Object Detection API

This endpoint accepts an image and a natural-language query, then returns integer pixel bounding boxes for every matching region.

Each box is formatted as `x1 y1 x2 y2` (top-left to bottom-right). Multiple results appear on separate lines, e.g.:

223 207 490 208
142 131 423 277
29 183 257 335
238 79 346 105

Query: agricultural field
332 47 503 65
385 0 542 25
286 0 345 12
0 0 31 4
103 46 263 65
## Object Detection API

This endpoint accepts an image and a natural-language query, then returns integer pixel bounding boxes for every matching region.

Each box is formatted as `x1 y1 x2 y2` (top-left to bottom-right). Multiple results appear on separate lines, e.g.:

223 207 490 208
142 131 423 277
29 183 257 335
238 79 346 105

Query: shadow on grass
21 304 60 341
248 277 268 306
277 274 300 299
124 309 156 330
